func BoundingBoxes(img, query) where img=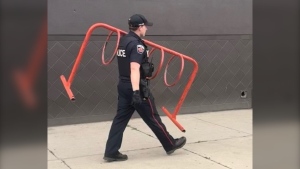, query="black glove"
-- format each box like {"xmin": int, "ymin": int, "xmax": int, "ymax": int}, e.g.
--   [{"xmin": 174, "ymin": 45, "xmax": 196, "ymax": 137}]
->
[{"xmin": 132, "ymin": 90, "xmax": 142, "ymax": 106}]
